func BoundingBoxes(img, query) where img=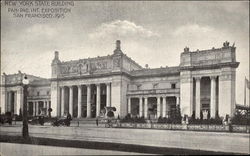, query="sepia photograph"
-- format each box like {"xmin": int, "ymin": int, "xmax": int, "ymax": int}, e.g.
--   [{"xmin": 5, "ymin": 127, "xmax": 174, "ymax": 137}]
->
[{"xmin": 0, "ymin": 0, "xmax": 249, "ymax": 155}]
